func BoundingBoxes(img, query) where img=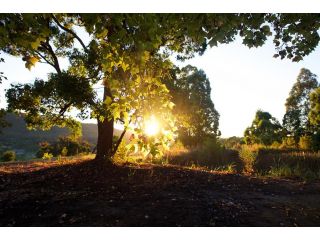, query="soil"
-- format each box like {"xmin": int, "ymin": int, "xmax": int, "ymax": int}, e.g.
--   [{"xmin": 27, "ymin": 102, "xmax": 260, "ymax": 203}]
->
[{"xmin": 0, "ymin": 158, "xmax": 320, "ymax": 226}]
